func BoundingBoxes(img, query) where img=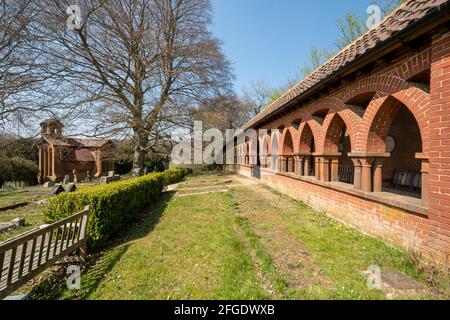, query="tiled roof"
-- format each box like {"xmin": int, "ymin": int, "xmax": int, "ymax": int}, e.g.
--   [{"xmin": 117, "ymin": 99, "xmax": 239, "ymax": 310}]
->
[
  {"xmin": 42, "ymin": 136, "xmax": 112, "ymax": 148},
  {"xmin": 242, "ymin": 0, "xmax": 448, "ymax": 130},
  {"xmin": 63, "ymin": 148, "xmax": 96, "ymax": 162}
]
